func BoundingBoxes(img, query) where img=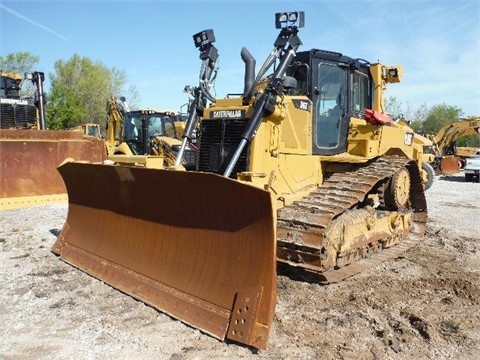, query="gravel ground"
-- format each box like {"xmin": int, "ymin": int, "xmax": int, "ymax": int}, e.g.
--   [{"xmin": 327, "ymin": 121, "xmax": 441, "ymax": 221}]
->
[{"xmin": 1, "ymin": 172, "xmax": 479, "ymax": 360}]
